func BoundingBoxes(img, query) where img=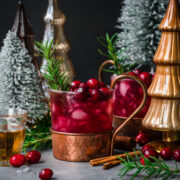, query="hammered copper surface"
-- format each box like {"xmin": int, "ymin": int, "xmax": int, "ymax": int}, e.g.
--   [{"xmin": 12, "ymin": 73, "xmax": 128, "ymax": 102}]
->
[
  {"xmin": 51, "ymin": 129, "xmax": 112, "ymax": 162},
  {"xmin": 113, "ymin": 115, "xmax": 142, "ymax": 137},
  {"xmin": 142, "ymin": 0, "xmax": 180, "ymax": 131},
  {"xmin": 41, "ymin": 0, "xmax": 75, "ymax": 80}
]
